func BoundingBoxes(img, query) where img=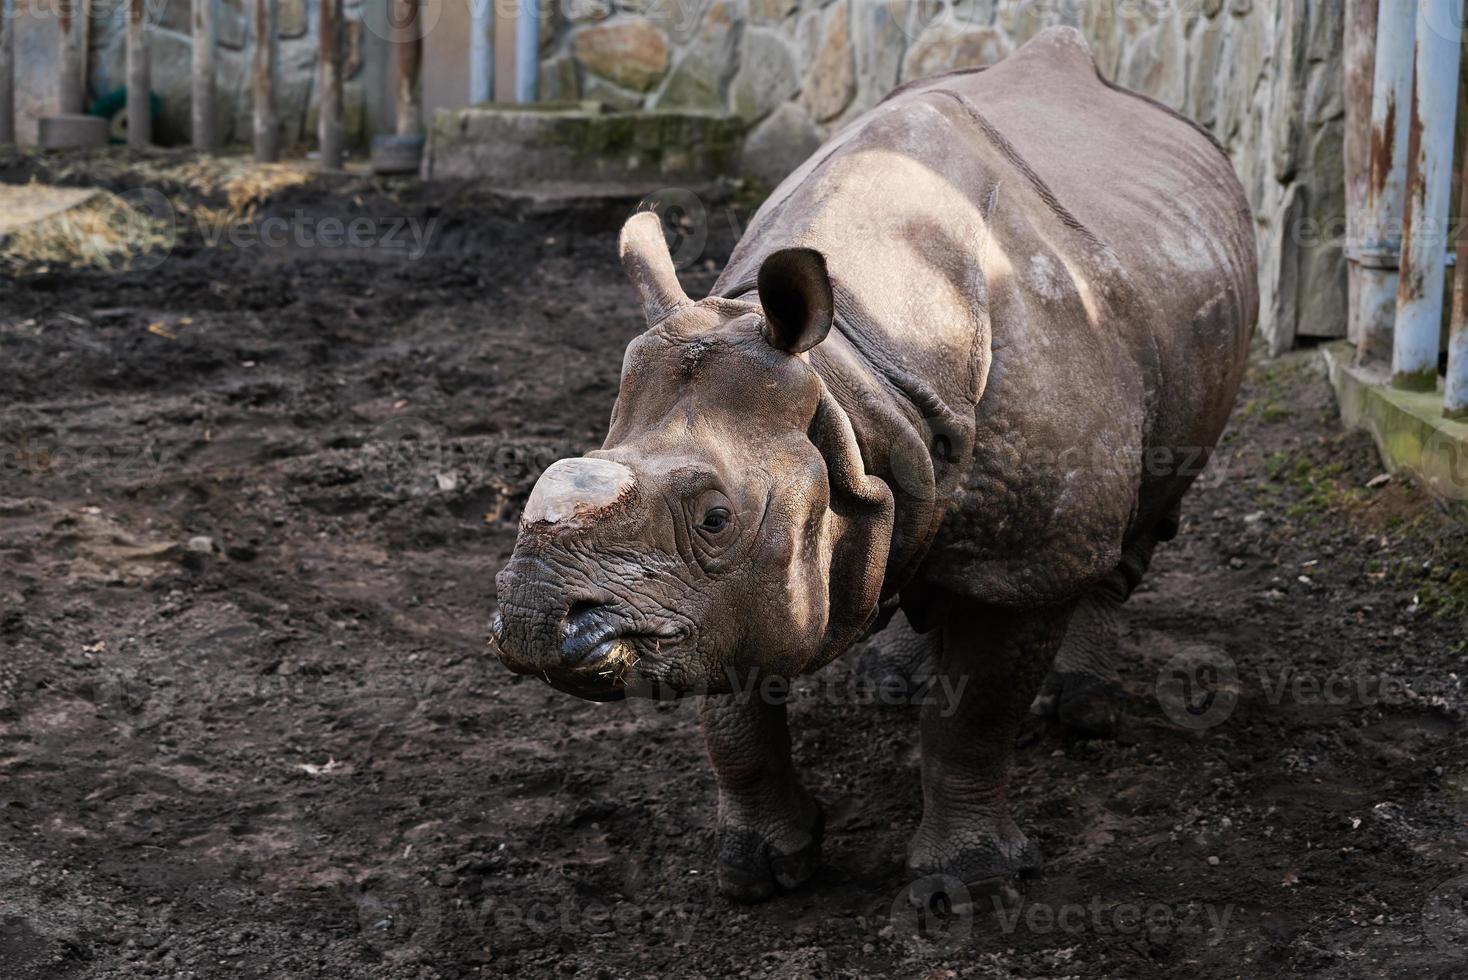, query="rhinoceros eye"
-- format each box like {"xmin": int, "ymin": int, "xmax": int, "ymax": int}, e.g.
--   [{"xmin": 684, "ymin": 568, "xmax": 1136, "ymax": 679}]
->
[{"xmin": 699, "ymin": 508, "xmax": 730, "ymax": 533}]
